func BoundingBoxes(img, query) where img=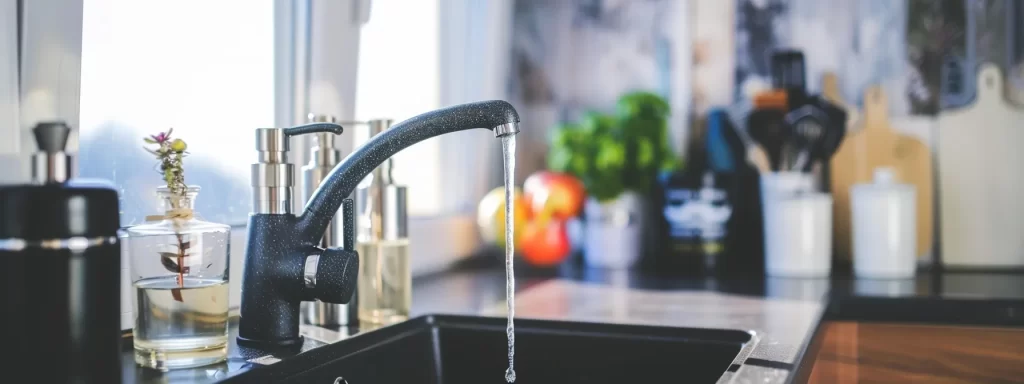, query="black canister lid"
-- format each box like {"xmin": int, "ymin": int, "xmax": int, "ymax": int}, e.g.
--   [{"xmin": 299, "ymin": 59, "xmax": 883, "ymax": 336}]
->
[{"xmin": 0, "ymin": 179, "xmax": 120, "ymax": 240}]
